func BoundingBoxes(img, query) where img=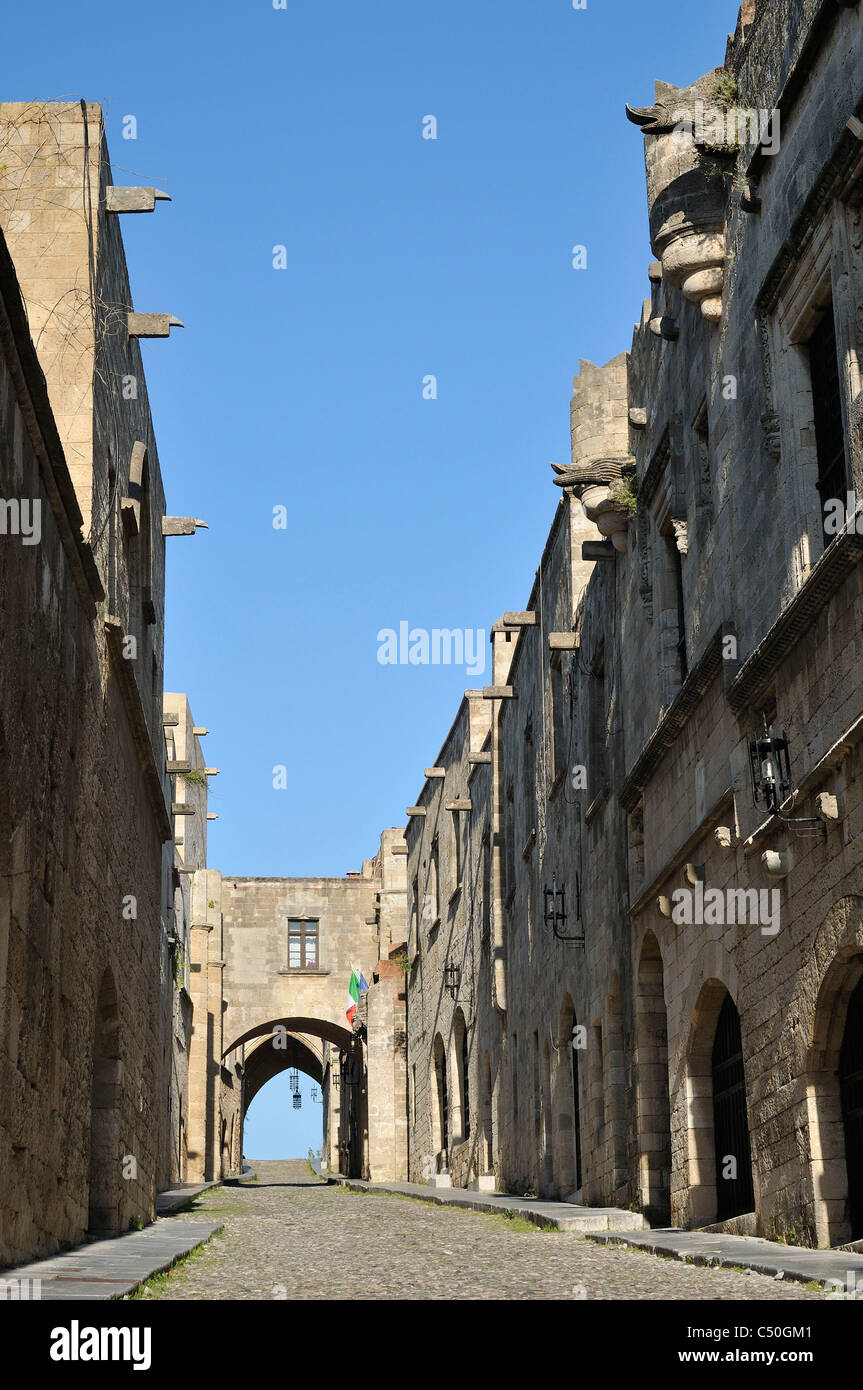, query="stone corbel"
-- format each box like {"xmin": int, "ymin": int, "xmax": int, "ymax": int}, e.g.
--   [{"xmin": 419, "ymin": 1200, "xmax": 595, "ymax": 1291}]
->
[
  {"xmin": 815, "ymin": 792, "xmax": 842, "ymax": 823},
  {"xmin": 127, "ymin": 313, "xmax": 184, "ymax": 338},
  {"xmin": 714, "ymin": 825, "xmax": 737, "ymax": 849},
  {"xmin": 661, "ymin": 233, "xmax": 726, "ymax": 323},
  {"xmin": 106, "ymin": 187, "xmax": 172, "ymax": 213},
  {"xmin": 761, "ymin": 848, "xmax": 792, "ymax": 878},
  {"xmin": 162, "ymin": 517, "xmax": 209, "ymax": 536}
]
